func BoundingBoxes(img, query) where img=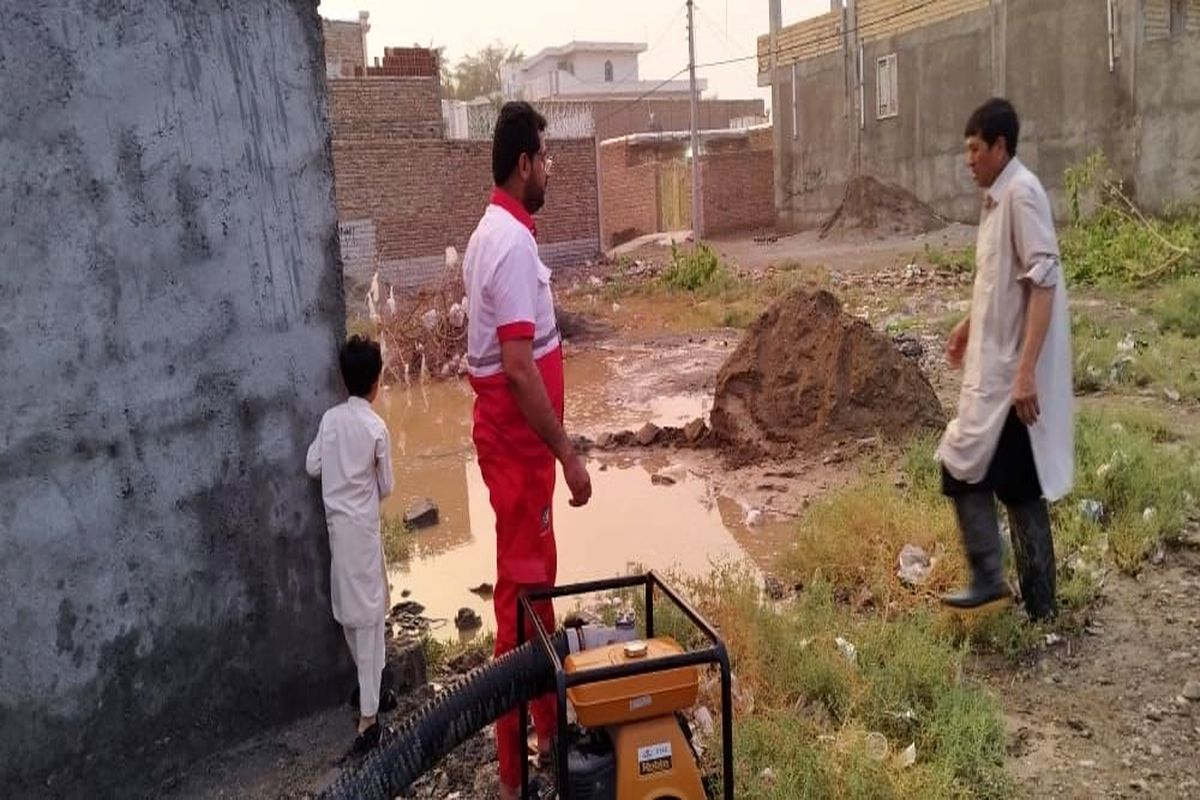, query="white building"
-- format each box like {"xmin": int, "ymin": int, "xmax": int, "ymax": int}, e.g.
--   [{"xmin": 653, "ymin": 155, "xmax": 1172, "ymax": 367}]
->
[{"xmin": 501, "ymin": 41, "xmax": 705, "ymax": 102}]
